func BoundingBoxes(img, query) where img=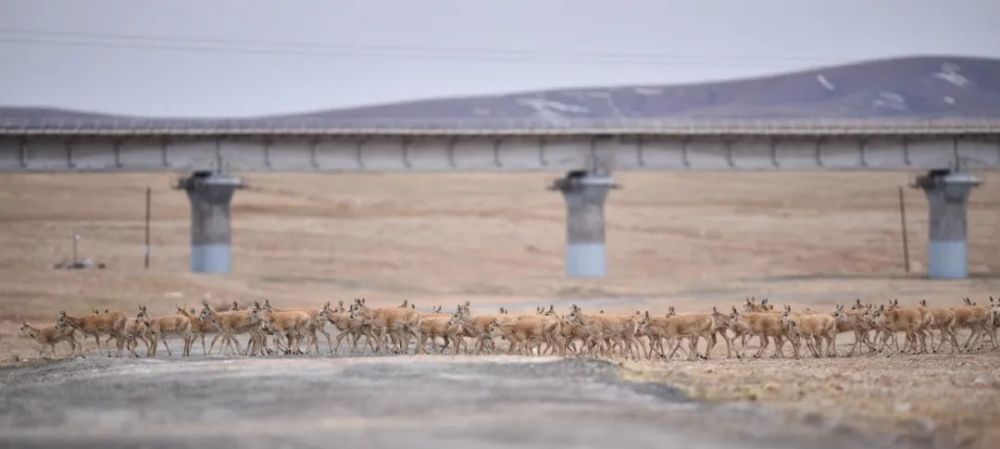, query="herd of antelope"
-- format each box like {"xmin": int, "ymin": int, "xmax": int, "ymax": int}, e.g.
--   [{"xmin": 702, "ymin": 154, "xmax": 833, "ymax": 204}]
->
[{"xmin": 16, "ymin": 296, "xmax": 1000, "ymax": 361}]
